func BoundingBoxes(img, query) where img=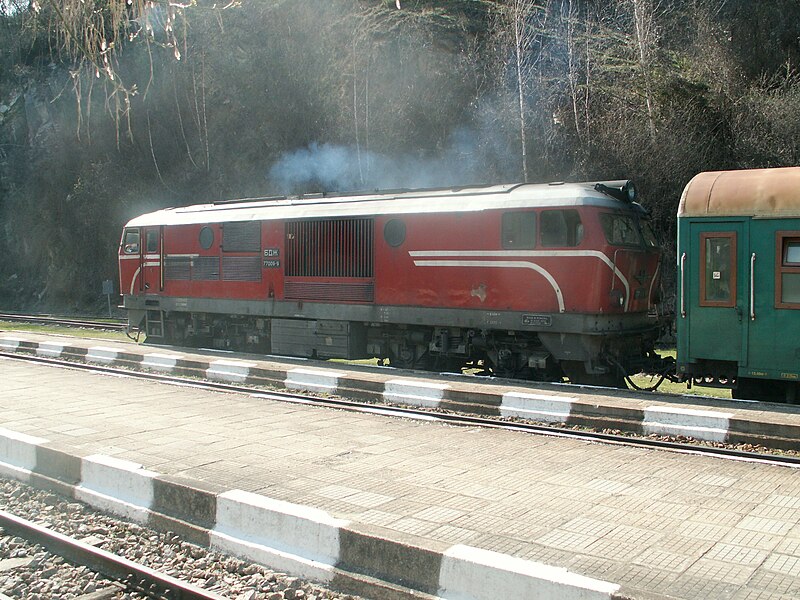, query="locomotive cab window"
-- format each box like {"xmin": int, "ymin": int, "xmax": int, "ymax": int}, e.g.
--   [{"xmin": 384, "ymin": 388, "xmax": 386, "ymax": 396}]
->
[
  {"xmin": 122, "ymin": 229, "xmax": 140, "ymax": 254},
  {"xmin": 502, "ymin": 211, "xmax": 536, "ymax": 249},
  {"xmin": 540, "ymin": 210, "xmax": 582, "ymax": 247},
  {"xmin": 700, "ymin": 232, "xmax": 736, "ymax": 307},
  {"xmin": 145, "ymin": 230, "xmax": 159, "ymax": 253},
  {"xmin": 776, "ymin": 233, "xmax": 800, "ymax": 308}
]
